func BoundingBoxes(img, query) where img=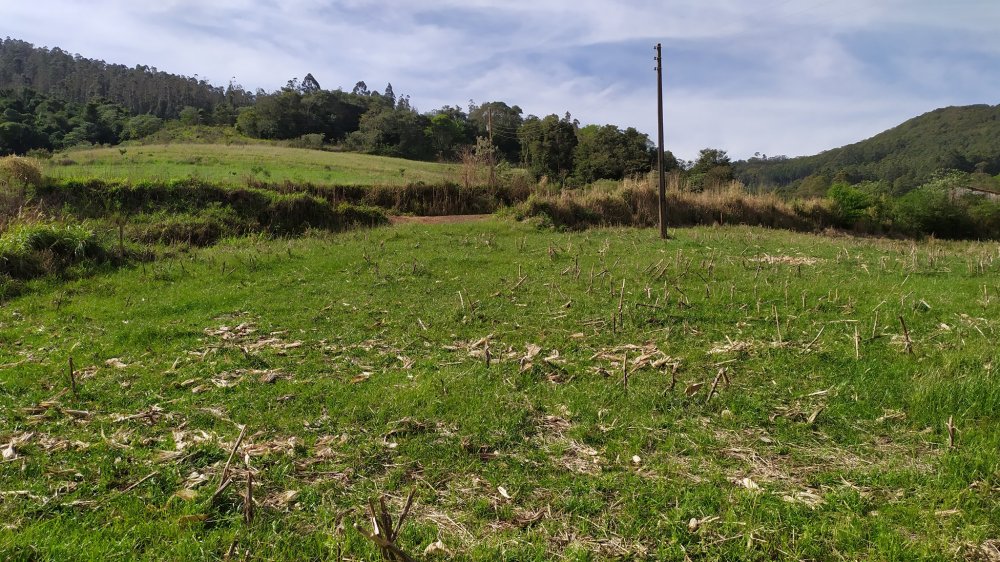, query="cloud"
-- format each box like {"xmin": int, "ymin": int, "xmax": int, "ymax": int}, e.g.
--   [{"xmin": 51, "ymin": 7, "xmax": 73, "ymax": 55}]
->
[{"xmin": 3, "ymin": 0, "xmax": 999, "ymax": 159}]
